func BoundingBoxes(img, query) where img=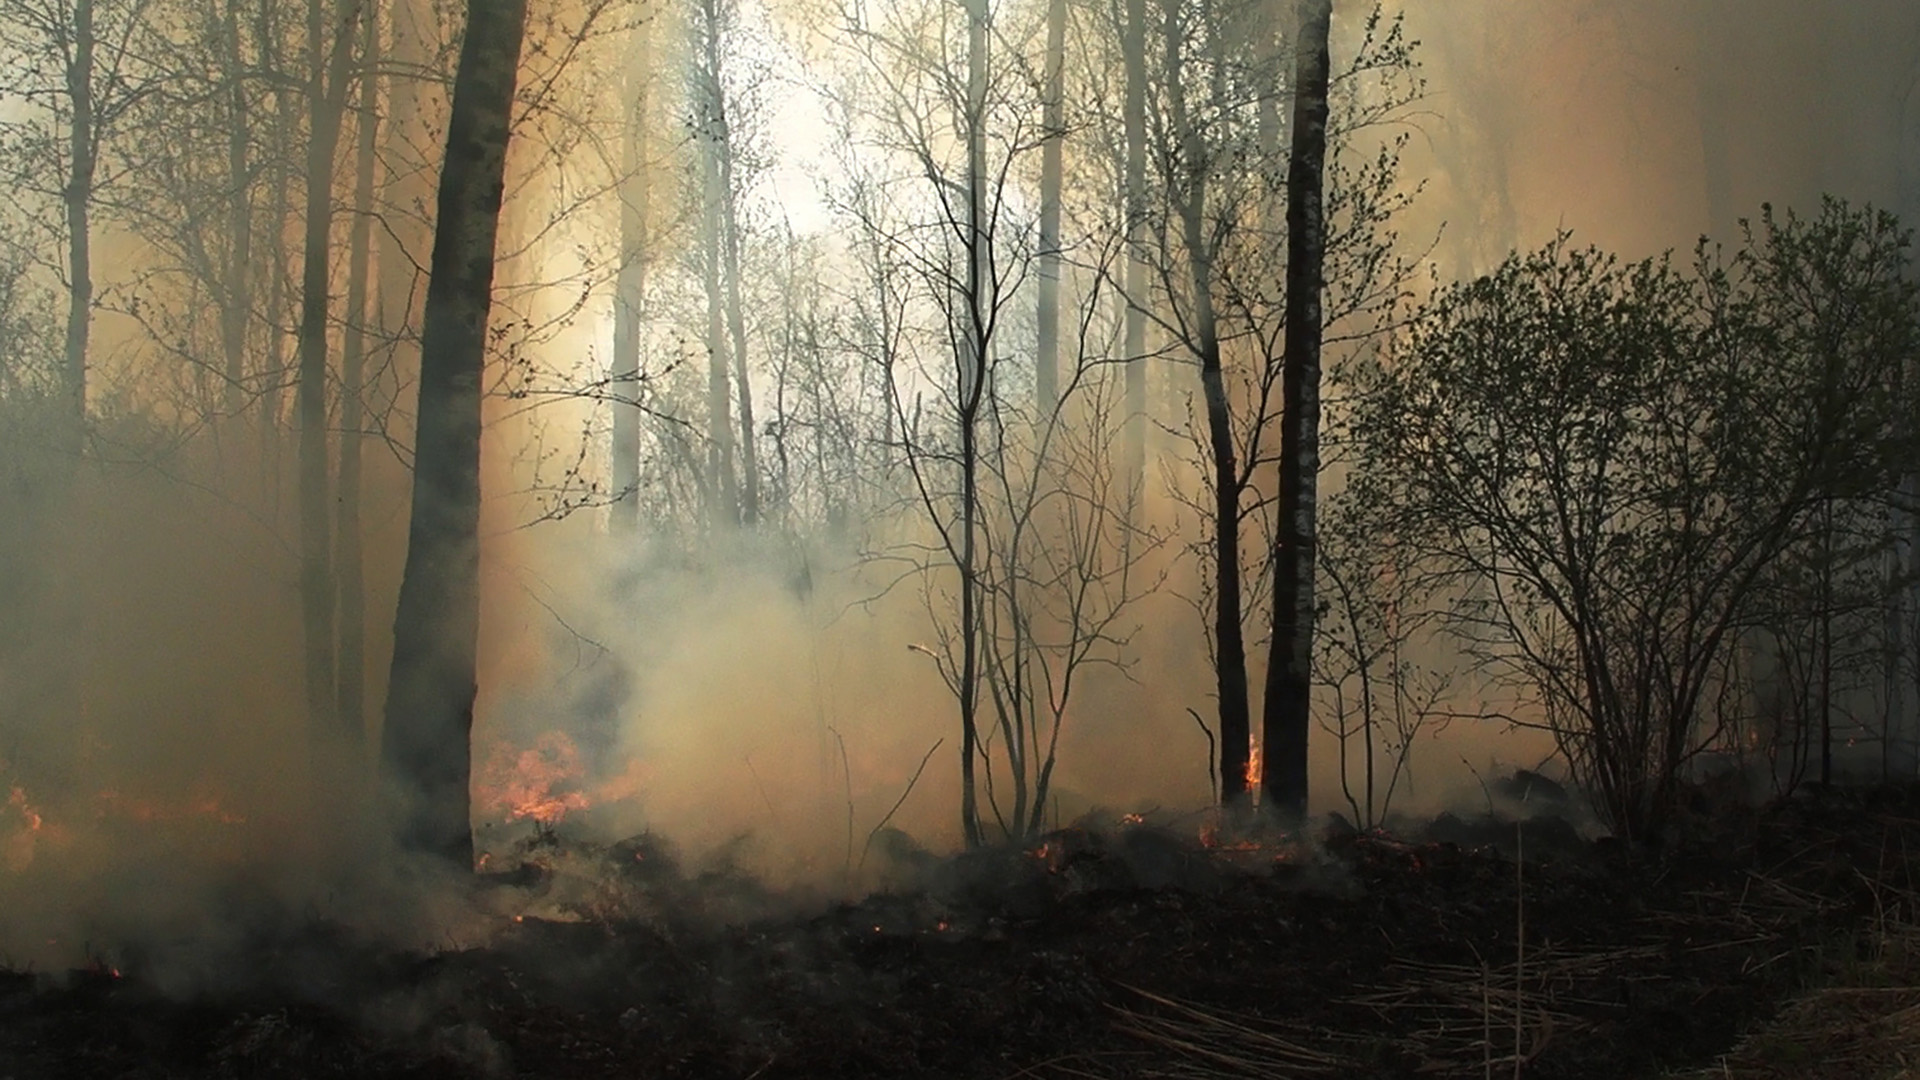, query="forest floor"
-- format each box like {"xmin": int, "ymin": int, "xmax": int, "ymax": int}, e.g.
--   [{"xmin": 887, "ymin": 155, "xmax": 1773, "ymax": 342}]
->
[{"xmin": 3, "ymin": 784, "xmax": 1918, "ymax": 1080}]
